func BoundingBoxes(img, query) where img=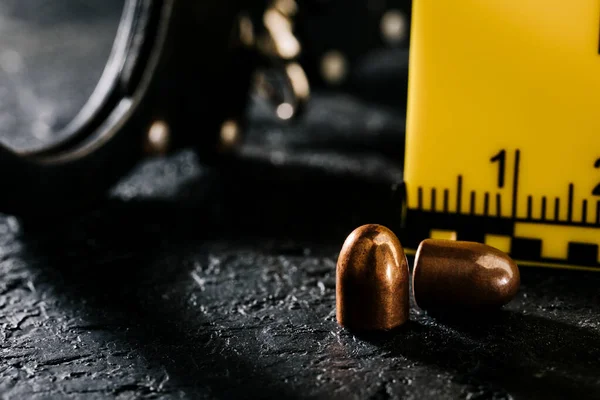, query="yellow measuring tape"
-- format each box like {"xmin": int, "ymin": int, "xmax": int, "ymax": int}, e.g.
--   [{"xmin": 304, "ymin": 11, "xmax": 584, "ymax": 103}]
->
[{"xmin": 403, "ymin": 0, "xmax": 600, "ymax": 270}]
